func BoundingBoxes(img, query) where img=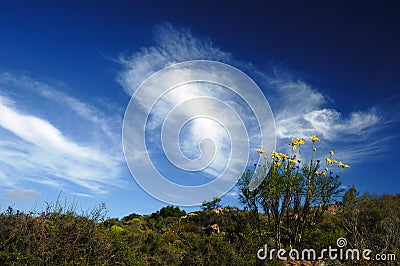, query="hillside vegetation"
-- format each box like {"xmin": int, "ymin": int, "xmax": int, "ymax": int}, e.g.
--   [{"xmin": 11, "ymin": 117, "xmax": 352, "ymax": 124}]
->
[
  {"xmin": 0, "ymin": 190, "xmax": 399, "ymax": 265},
  {"xmin": 1, "ymin": 136, "xmax": 398, "ymax": 265}
]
